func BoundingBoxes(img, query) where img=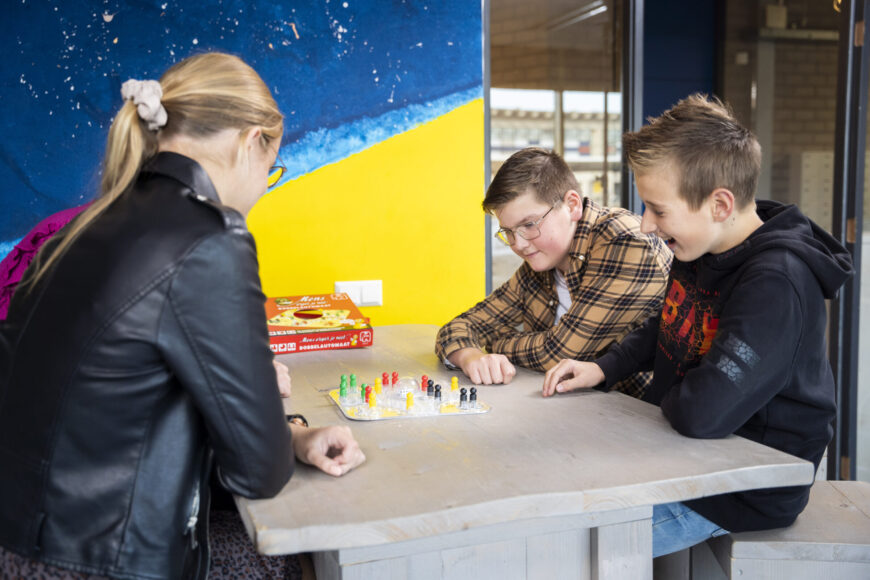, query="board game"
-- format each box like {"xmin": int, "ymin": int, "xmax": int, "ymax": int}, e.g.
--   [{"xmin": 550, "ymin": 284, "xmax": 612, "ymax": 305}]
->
[
  {"xmin": 265, "ymin": 293, "xmax": 373, "ymax": 354},
  {"xmin": 327, "ymin": 371, "xmax": 490, "ymax": 421}
]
